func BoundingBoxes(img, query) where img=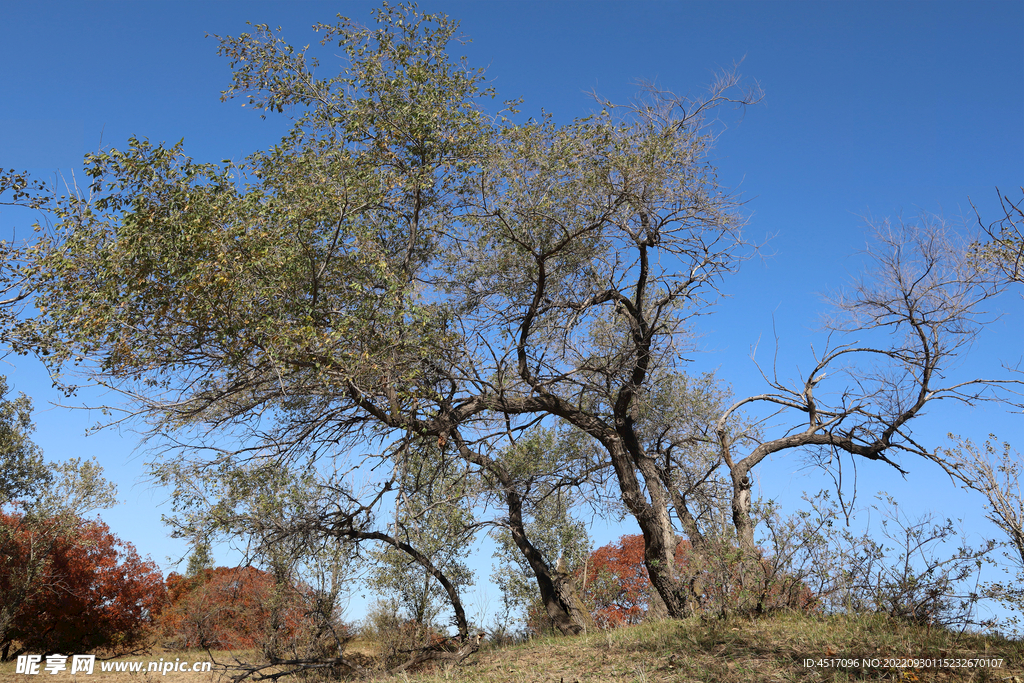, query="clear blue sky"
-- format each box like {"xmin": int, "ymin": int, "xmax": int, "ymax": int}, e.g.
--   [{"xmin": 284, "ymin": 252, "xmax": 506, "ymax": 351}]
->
[{"xmin": 1, "ymin": 0, "xmax": 1022, "ymax": 626}]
